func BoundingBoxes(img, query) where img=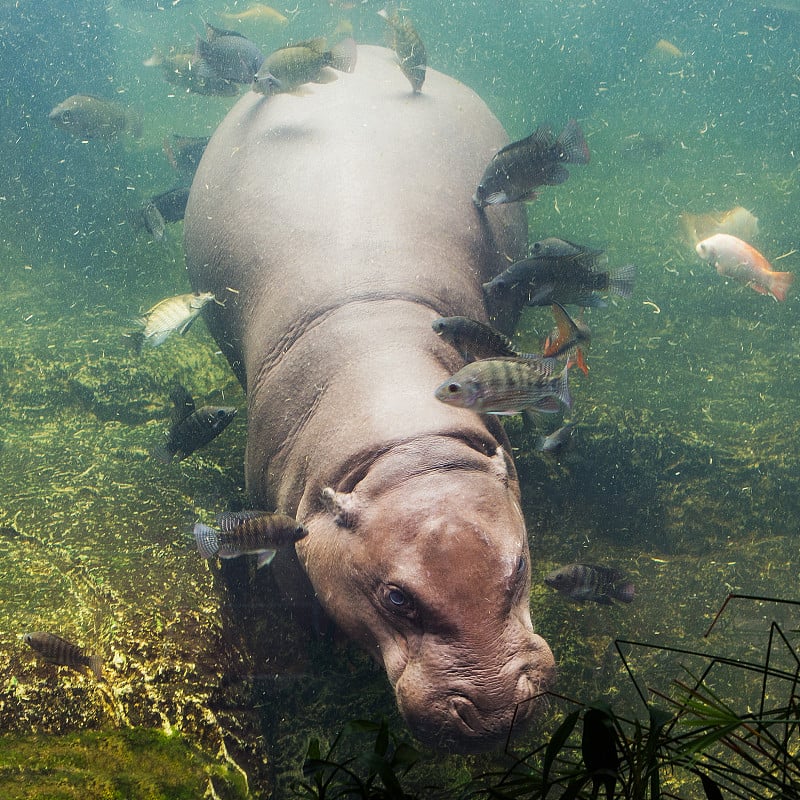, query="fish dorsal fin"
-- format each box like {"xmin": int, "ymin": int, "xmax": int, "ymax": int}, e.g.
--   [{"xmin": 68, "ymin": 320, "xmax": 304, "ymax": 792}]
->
[
  {"xmin": 215, "ymin": 510, "xmax": 269, "ymax": 531},
  {"xmin": 169, "ymin": 384, "xmax": 195, "ymax": 422}
]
